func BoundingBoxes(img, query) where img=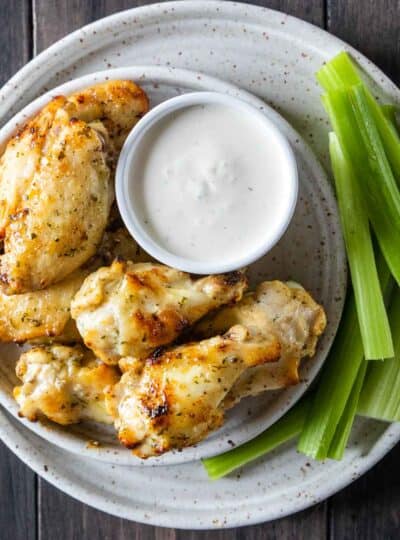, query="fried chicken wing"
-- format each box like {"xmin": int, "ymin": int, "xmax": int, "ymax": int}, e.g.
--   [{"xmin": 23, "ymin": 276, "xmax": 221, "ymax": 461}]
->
[
  {"xmin": 13, "ymin": 345, "xmax": 120, "ymax": 425},
  {"xmin": 0, "ymin": 269, "xmax": 86, "ymax": 343},
  {"xmin": 0, "ymin": 81, "xmax": 149, "ymax": 294},
  {"xmin": 0, "ymin": 107, "xmax": 111, "ymax": 294},
  {"xmin": 71, "ymin": 261, "xmax": 247, "ymax": 364},
  {"xmin": 0, "ymin": 228, "xmax": 151, "ymax": 344},
  {"xmin": 194, "ymin": 280, "xmax": 327, "ymax": 408},
  {"xmin": 63, "ymin": 80, "xmax": 149, "ymax": 164},
  {"xmin": 107, "ymin": 324, "xmax": 280, "ymax": 457}
]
